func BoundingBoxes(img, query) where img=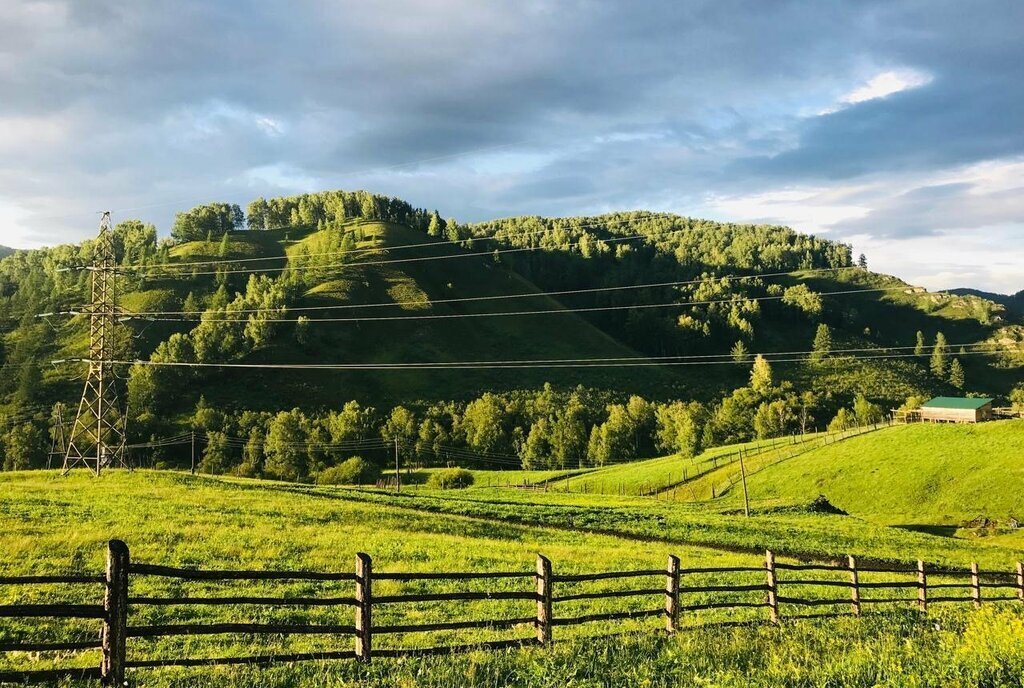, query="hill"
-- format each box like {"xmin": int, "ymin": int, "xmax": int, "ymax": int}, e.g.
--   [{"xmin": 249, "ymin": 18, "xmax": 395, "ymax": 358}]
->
[
  {"xmin": 1, "ymin": 190, "xmax": 1022, "ymax": 475},
  {"xmin": 0, "ymin": 246, "xmax": 12, "ymax": 259},
  {"xmin": 735, "ymin": 420, "xmax": 1024, "ymax": 535},
  {"xmin": 950, "ymin": 287, "xmax": 1024, "ymax": 319}
]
